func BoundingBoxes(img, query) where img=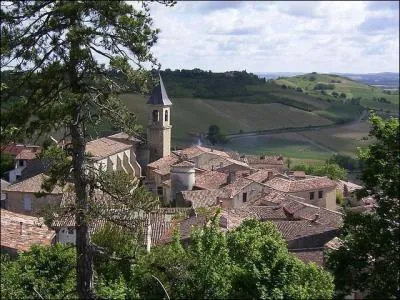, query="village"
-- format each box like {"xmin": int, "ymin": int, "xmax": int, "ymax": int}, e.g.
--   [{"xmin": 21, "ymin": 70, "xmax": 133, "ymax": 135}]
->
[{"xmin": 1, "ymin": 75, "xmax": 372, "ymax": 284}]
